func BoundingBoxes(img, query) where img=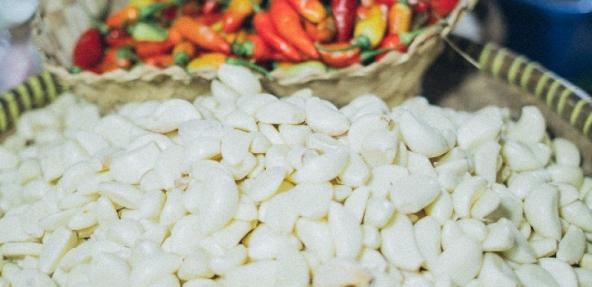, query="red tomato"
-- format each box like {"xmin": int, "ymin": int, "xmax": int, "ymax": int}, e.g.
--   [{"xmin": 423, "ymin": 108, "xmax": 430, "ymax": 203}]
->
[{"xmin": 73, "ymin": 28, "xmax": 104, "ymax": 70}]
